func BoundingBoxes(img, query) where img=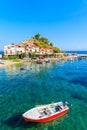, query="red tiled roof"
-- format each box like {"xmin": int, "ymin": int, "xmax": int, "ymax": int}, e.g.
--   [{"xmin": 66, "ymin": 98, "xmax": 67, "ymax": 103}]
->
[
  {"xmin": 15, "ymin": 44, "xmax": 25, "ymax": 47},
  {"xmin": 40, "ymin": 48, "xmax": 52, "ymax": 51},
  {"xmin": 29, "ymin": 44, "xmax": 37, "ymax": 47}
]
